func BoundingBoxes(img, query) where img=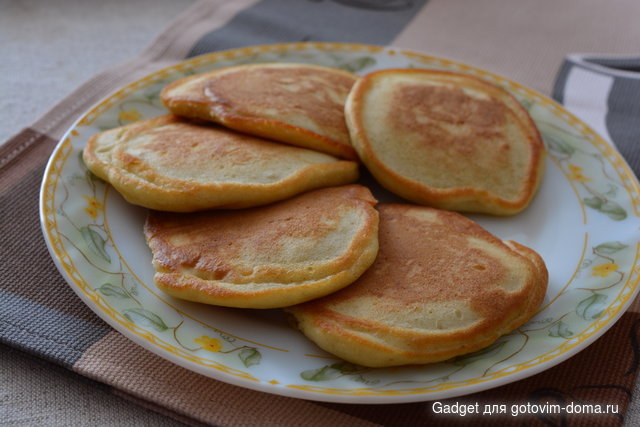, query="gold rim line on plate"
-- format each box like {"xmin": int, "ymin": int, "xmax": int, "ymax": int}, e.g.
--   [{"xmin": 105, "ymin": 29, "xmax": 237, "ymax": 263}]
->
[
  {"xmin": 403, "ymin": 46, "xmax": 640, "ymax": 216},
  {"xmin": 288, "ymin": 240, "xmax": 640, "ymax": 396},
  {"xmin": 534, "ymin": 231, "xmax": 588, "ymax": 315},
  {"xmin": 73, "ymin": 41, "xmax": 640, "ymax": 216},
  {"xmin": 547, "ymin": 153, "xmax": 588, "ymax": 225},
  {"xmin": 100, "ymin": 185, "xmax": 289, "ymax": 353},
  {"xmin": 41, "ymin": 139, "xmax": 261, "ymax": 383},
  {"xmin": 41, "ymin": 43, "xmax": 640, "ymax": 397}
]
